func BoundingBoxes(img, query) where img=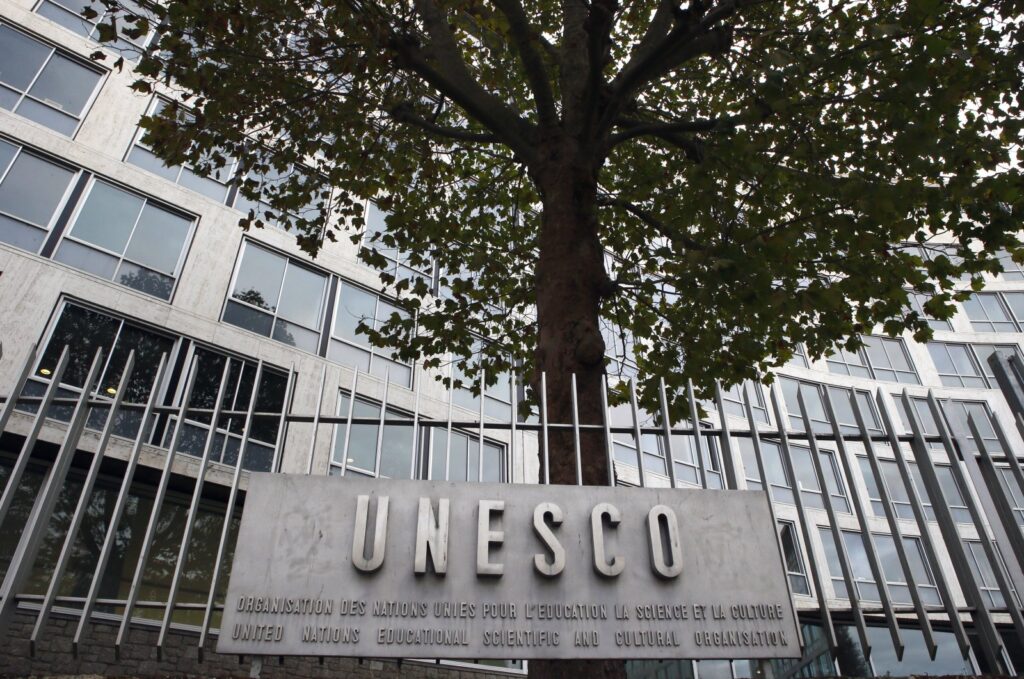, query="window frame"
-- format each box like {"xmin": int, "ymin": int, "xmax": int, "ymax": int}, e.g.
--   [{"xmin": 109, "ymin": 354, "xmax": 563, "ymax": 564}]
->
[
  {"xmin": 329, "ymin": 278, "xmax": 415, "ymax": 387},
  {"xmin": 0, "ymin": 21, "xmax": 107, "ymax": 136},
  {"xmin": 54, "ymin": 174, "xmax": 198, "ymax": 300},
  {"xmin": 33, "ymin": 0, "xmax": 157, "ymax": 59},
  {"xmin": 962, "ymin": 292, "xmax": 1017, "ymax": 333},
  {"xmin": 826, "ymin": 336, "xmax": 919, "ymax": 384},
  {"xmin": 0, "ymin": 136, "xmax": 80, "ymax": 251}
]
